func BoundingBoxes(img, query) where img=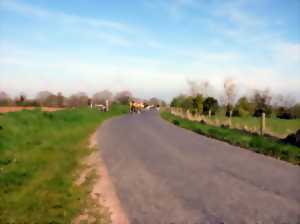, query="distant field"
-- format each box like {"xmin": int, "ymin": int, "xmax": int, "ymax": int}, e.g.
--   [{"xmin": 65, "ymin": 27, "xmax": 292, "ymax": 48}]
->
[
  {"xmin": 208, "ymin": 115, "xmax": 300, "ymax": 138},
  {"xmin": 0, "ymin": 105, "xmax": 127, "ymax": 223},
  {"xmin": 0, "ymin": 106, "xmax": 64, "ymax": 113}
]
